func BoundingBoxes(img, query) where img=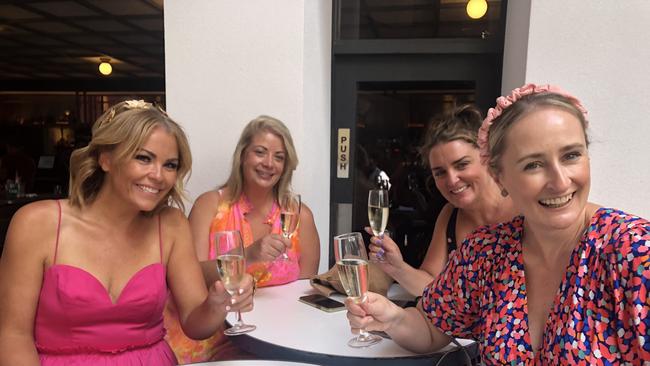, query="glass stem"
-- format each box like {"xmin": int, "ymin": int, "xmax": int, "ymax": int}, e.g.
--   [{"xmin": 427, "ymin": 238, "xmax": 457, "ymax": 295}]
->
[
  {"xmin": 234, "ymin": 311, "xmax": 244, "ymax": 327},
  {"xmin": 358, "ymin": 328, "xmax": 370, "ymax": 341}
]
